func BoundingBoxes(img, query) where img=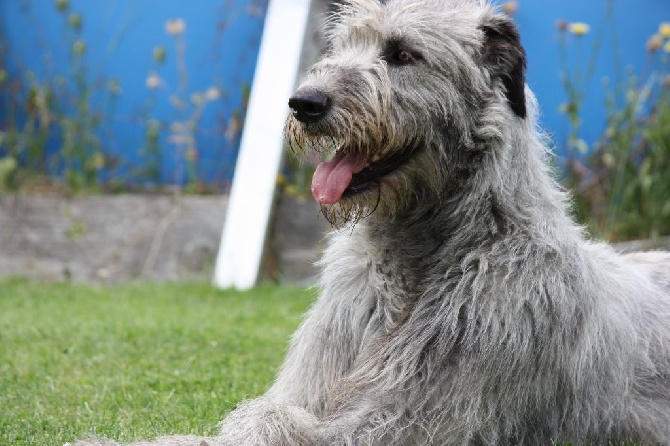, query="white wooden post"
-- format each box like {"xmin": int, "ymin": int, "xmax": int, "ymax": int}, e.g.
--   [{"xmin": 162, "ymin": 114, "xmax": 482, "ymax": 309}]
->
[{"xmin": 213, "ymin": 0, "xmax": 311, "ymax": 289}]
